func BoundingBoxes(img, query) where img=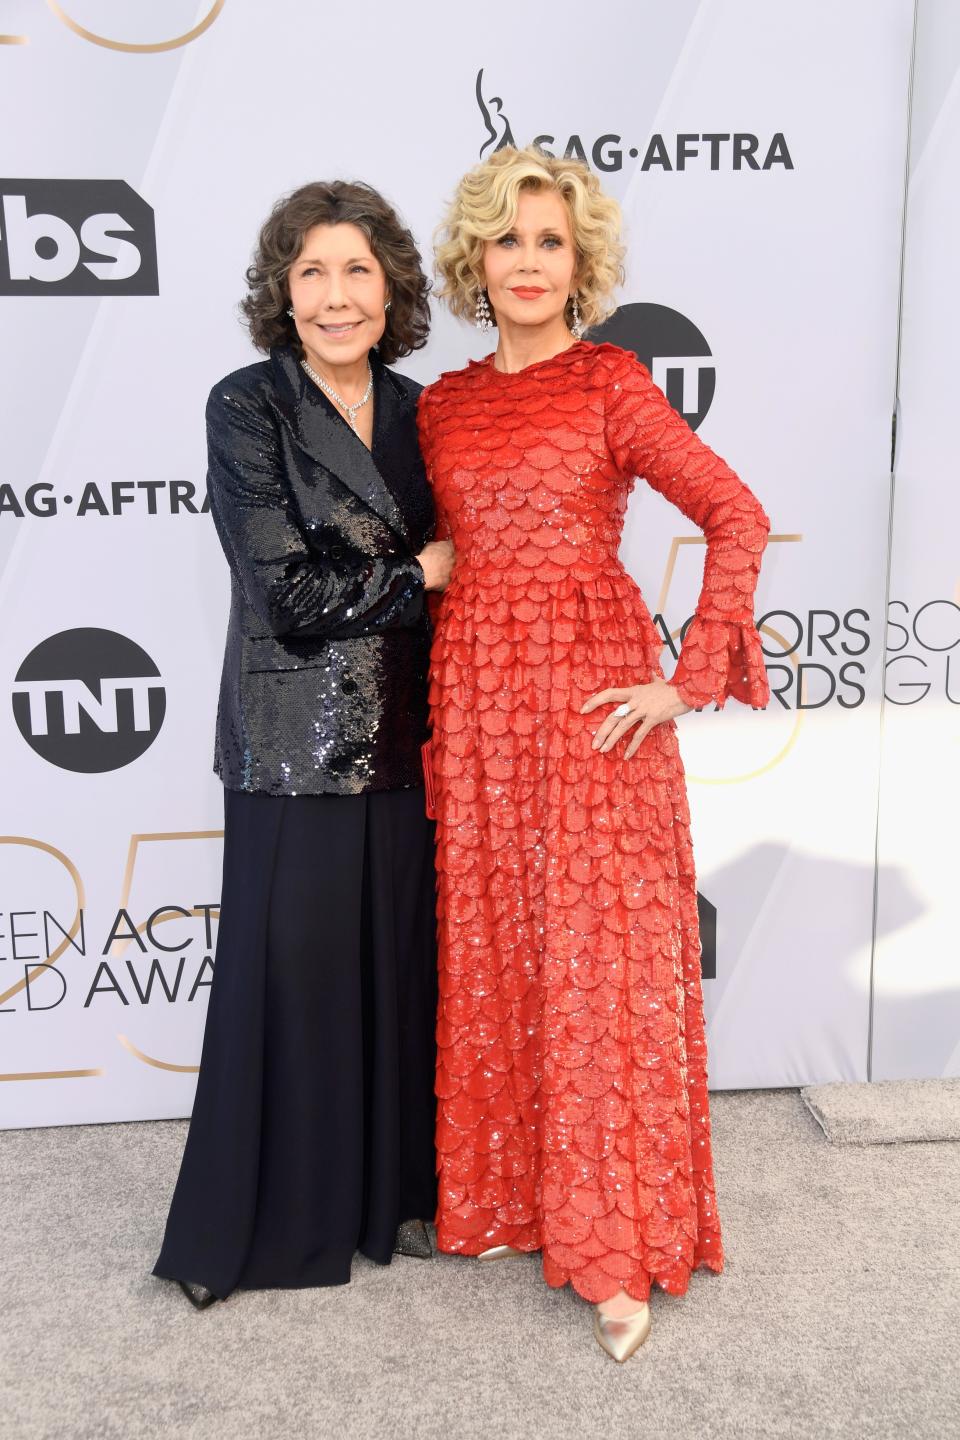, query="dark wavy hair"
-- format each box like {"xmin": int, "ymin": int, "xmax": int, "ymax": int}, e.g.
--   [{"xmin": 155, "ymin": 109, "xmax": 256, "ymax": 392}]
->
[{"xmin": 240, "ymin": 181, "xmax": 431, "ymax": 364}]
